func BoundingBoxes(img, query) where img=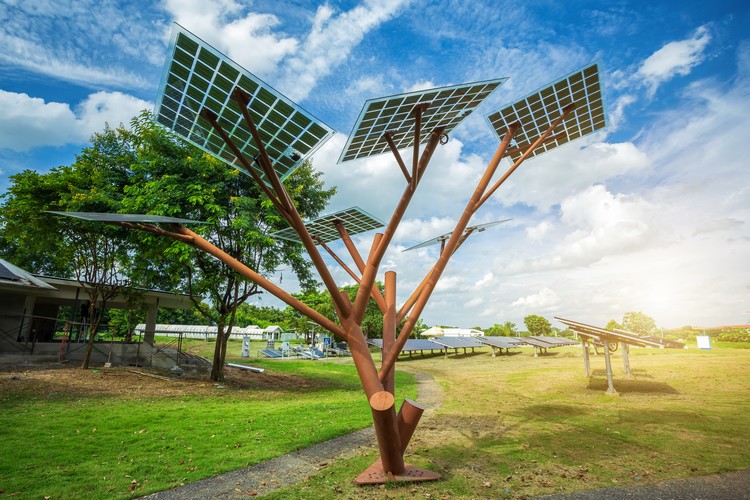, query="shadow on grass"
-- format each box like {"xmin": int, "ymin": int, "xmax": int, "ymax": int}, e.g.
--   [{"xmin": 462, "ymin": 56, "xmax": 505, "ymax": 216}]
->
[
  {"xmin": 519, "ymin": 403, "xmax": 593, "ymax": 420},
  {"xmin": 586, "ymin": 377, "xmax": 679, "ymax": 394}
]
